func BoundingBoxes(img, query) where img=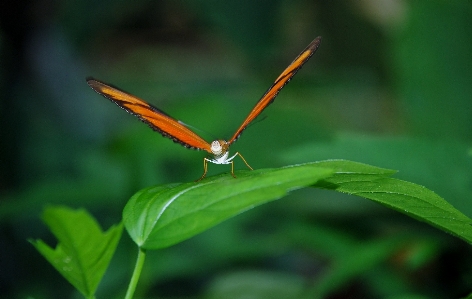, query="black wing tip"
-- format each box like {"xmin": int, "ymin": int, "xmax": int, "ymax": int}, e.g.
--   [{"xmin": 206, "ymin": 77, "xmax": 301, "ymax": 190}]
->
[
  {"xmin": 308, "ymin": 36, "xmax": 322, "ymax": 53},
  {"xmin": 86, "ymin": 77, "xmax": 103, "ymax": 89},
  {"xmin": 86, "ymin": 77, "xmax": 123, "ymax": 92},
  {"xmin": 85, "ymin": 76, "xmax": 96, "ymax": 83}
]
